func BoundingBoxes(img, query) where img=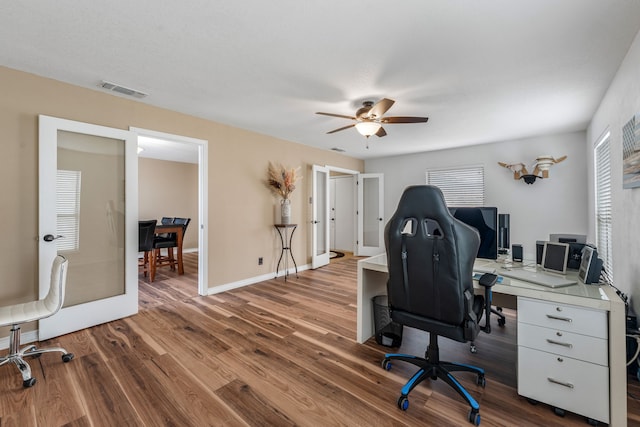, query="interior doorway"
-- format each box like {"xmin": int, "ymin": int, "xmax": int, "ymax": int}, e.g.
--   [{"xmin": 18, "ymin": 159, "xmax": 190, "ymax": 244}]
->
[
  {"xmin": 131, "ymin": 127, "xmax": 208, "ymax": 297},
  {"xmin": 330, "ymin": 173, "xmax": 356, "ymax": 256},
  {"xmin": 327, "ymin": 166, "xmax": 359, "ymax": 259},
  {"xmin": 311, "ymin": 165, "xmax": 384, "ymax": 268}
]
